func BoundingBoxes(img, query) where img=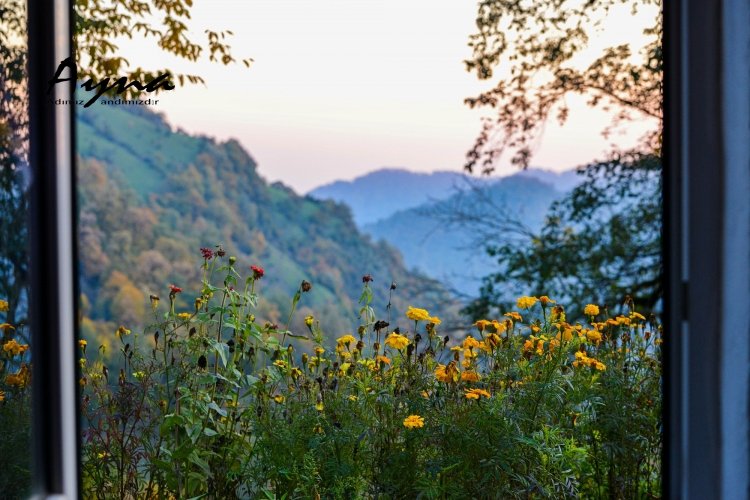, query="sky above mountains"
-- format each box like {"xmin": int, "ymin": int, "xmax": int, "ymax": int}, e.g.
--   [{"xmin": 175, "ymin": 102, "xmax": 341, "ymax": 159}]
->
[{"xmin": 110, "ymin": 0, "xmax": 659, "ymax": 193}]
